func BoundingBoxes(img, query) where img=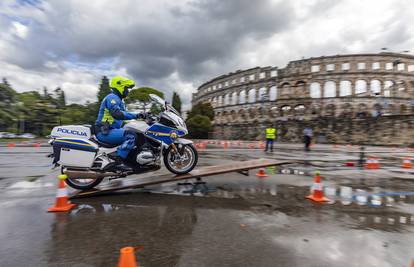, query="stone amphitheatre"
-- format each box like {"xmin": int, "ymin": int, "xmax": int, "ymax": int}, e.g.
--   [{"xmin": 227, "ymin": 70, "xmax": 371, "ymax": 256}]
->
[{"xmin": 191, "ymin": 52, "xmax": 414, "ymax": 145}]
